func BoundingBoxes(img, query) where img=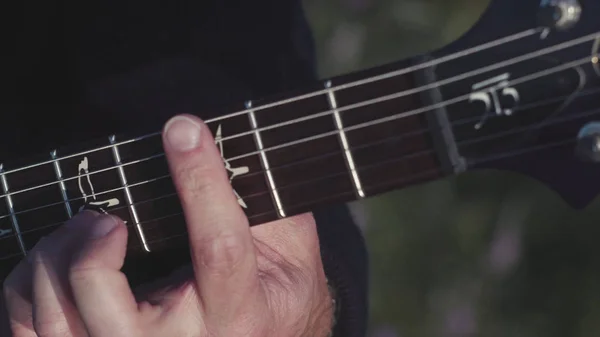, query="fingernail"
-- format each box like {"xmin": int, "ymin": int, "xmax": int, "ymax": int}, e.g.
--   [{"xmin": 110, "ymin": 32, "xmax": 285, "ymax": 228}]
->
[
  {"xmin": 91, "ymin": 216, "xmax": 119, "ymax": 238},
  {"xmin": 164, "ymin": 116, "xmax": 202, "ymax": 152}
]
